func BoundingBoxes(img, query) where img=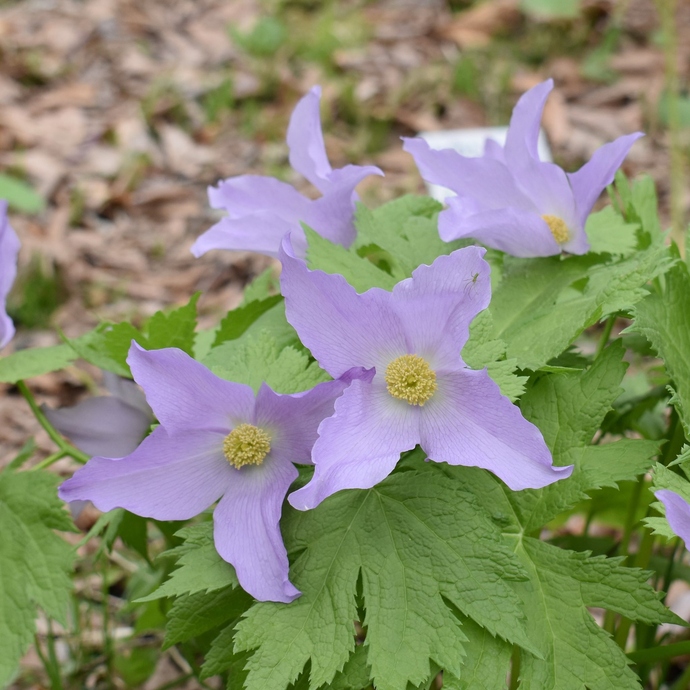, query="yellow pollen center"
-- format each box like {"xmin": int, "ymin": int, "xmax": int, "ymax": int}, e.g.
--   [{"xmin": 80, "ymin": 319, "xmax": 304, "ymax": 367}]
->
[
  {"xmin": 223, "ymin": 423, "xmax": 271, "ymax": 469},
  {"xmin": 542, "ymin": 214, "xmax": 570, "ymax": 244},
  {"xmin": 385, "ymin": 354, "xmax": 437, "ymax": 406}
]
